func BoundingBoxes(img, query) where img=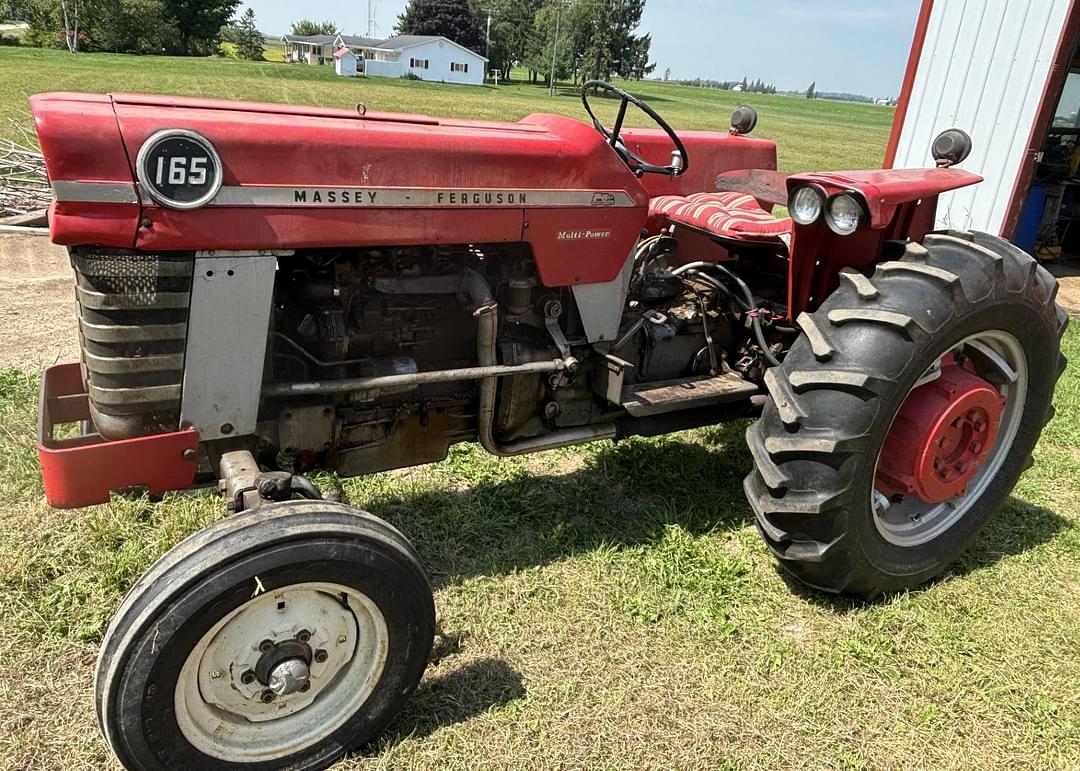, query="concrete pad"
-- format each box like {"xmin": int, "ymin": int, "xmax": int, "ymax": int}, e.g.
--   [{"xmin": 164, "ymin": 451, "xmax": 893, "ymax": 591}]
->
[
  {"xmin": 1049, "ymin": 263, "xmax": 1080, "ymax": 318},
  {"xmin": 0, "ymin": 232, "xmax": 79, "ymax": 369}
]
